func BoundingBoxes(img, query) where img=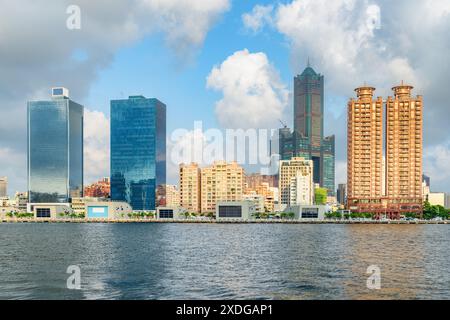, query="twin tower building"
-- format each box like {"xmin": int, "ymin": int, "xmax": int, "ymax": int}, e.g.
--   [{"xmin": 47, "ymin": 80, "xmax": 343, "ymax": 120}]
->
[
  {"xmin": 347, "ymin": 84, "xmax": 423, "ymax": 217},
  {"xmin": 27, "ymin": 88, "xmax": 166, "ymax": 210}
]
